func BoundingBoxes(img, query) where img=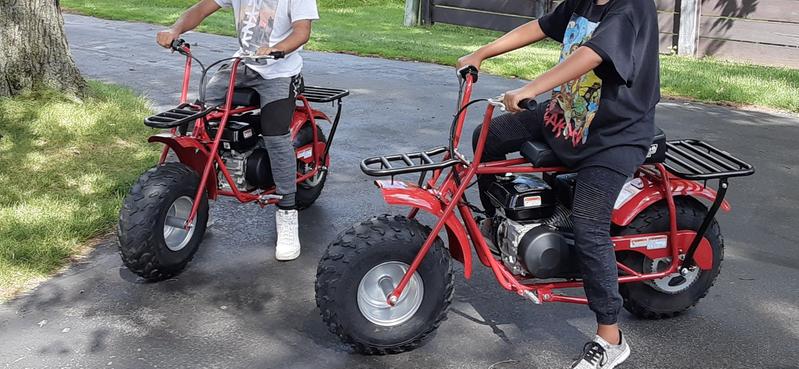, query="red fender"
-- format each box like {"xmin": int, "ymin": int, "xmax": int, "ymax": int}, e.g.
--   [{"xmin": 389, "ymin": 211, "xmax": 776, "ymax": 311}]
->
[
  {"xmin": 612, "ymin": 174, "xmax": 731, "ymax": 227},
  {"xmin": 375, "ymin": 180, "xmax": 474, "ymax": 279},
  {"xmin": 148, "ymin": 133, "xmax": 219, "ymax": 200},
  {"xmin": 291, "ymin": 107, "xmax": 330, "ymax": 139},
  {"xmin": 292, "ymin": 108, "xmax": 330, "ymax": 168},
  {"xmin": 612, "ymin": 173, "xmax": 726, "ymax": 271}
]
